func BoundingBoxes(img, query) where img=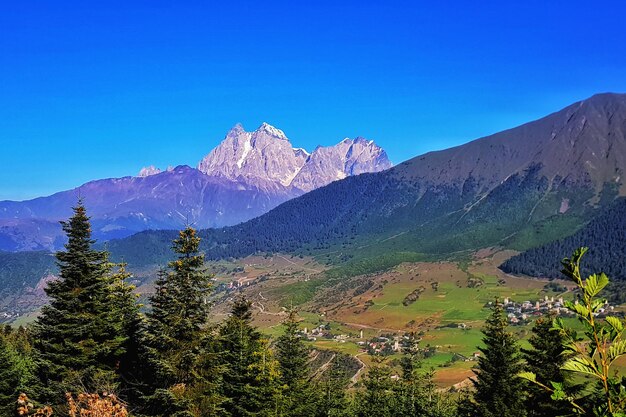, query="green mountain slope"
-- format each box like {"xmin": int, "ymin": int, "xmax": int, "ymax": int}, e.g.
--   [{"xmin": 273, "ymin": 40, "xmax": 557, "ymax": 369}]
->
[{"xmin": 106, "ymin": 93, "xmax": 626, "ymax": 268}]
